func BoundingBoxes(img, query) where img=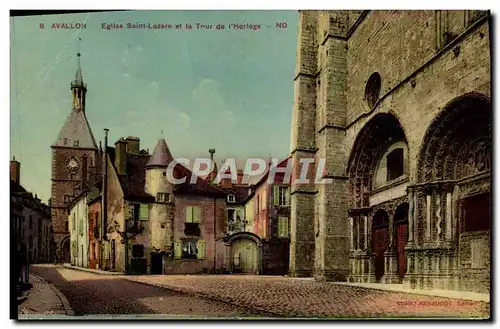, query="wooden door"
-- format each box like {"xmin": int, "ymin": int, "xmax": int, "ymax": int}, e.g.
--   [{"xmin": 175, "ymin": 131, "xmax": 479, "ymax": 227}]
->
[
  {"xmin": 372, "ymin": 228, "xmax": 389, "ymax": 281},
  {"xmin": 232, "ymin": 239, "xmax": 258, "ymax": 274},
  {"xmin": 111, "ymin": 240, "xmax": 116, "ymax": 270},
  {"xmin": 395, "ymin": 223, "xmax": 408, "ymax": 279},
  {"xmin": 150, "ymin": 253, "xmax": 163, "ymax": 274}
]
